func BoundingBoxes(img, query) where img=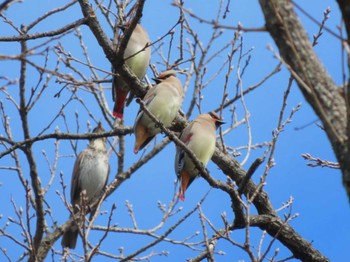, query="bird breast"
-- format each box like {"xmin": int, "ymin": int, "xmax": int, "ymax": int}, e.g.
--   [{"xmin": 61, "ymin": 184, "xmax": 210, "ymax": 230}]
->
[
  {"xmin": 78, "ymin": 149, "xmax": 109, "ymax": 202},
  {"xmin": 188, "ymin": 127, "xmax": 216, "ymax": 166},
  {"xmin": 139, "ymin": 85, "xmax": 182, "ymax": 134},
  {"xmin": 124, "ymin": 41, "xmax": 151, "ymax": 79}
]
